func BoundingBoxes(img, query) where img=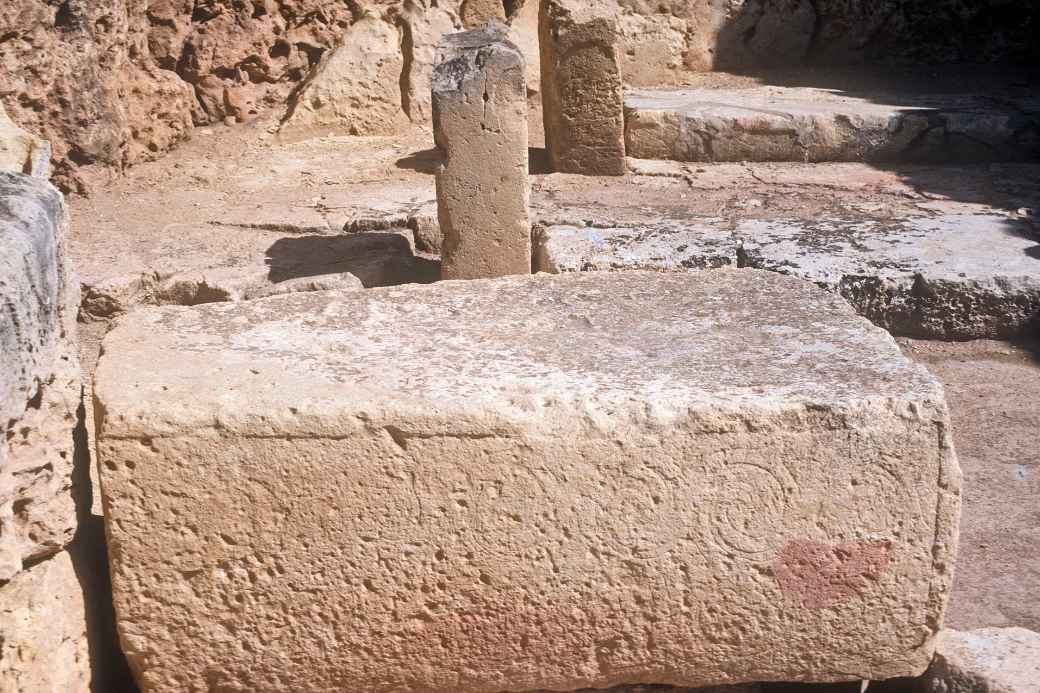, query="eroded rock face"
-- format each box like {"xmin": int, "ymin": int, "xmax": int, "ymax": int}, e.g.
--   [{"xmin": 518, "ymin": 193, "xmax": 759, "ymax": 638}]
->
[
  {"xmin": 0, "ymin": 550, "xmax": 91, "ymax": 691},
  {"xmin": 96, "ymin": 270, "xmax": 959, "ymax": 693},
  {"xmin": 0, "ymin": 172, "xmax": 81, "ymax": 581}
]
